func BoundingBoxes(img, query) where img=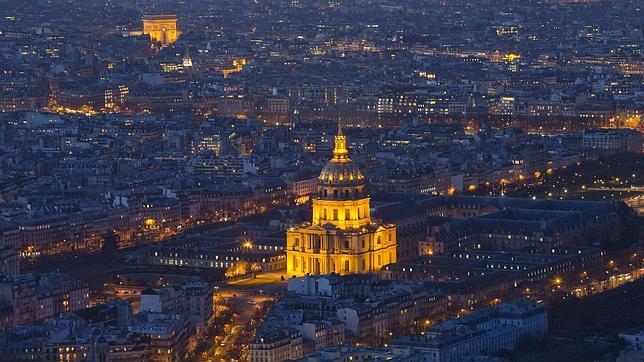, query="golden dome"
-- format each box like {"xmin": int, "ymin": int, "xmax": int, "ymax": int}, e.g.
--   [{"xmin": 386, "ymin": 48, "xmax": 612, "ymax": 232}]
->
[
  {"xmin": 319, "ymin": 160, "xmax": 364, "ymax": 187},
  {"xmin": 318, "ymin": 127, "xmax": 364, "ymax": 188}
]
